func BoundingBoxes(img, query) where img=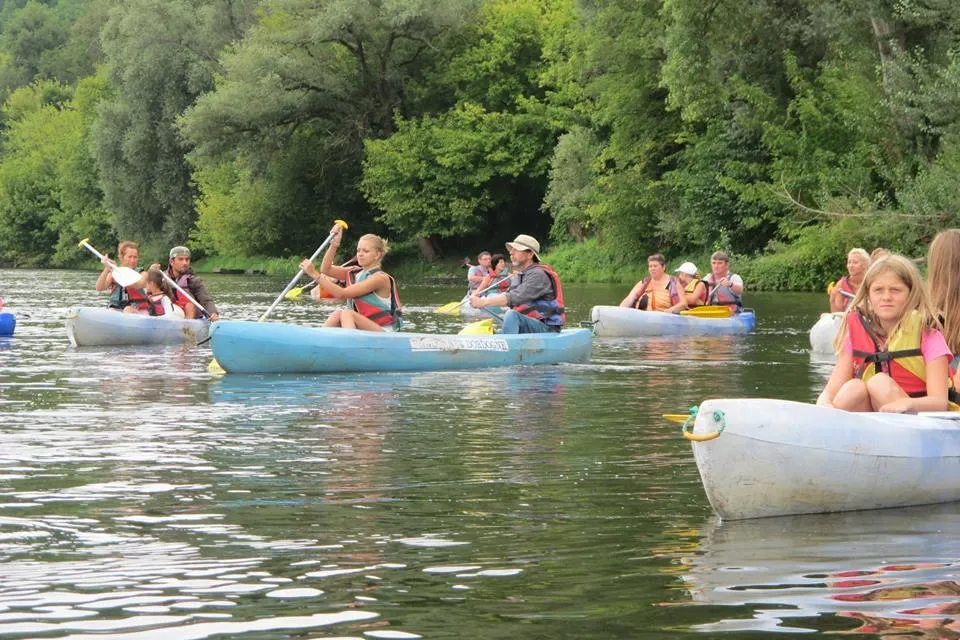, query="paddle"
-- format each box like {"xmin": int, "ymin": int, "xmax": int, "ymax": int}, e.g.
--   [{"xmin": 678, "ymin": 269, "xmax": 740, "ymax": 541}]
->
[
  {"xmin": 284, "ymin": 258, "xmax": 357, "ymax": 301},
  {"xmin": 158, "ymin": 270, "xmax": 209, "ymax": 319},
  {"xmin": 434, "ymin": 277, "xmax": 508, "ymax": 315},
  {"xmin": 259, "ymin": 220, "xmax": 348, "ymax": 322},
  {"xmin": 680, "ymin": 305, "xmax": 733, "ymax": 318},
  {"xmin": 458, "ymin": 307, "xmax": 505, "ymax": 335},
  {"xmin": 208, "ymin": 220, "xmax": 349, "ymax": 374},
  {"xmin": 79, "ymin": 238, "xmax": 143, "ymax": 288}
]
